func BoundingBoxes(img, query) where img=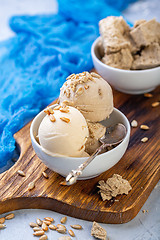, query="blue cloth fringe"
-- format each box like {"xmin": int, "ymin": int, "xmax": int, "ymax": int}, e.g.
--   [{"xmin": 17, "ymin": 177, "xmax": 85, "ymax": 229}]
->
[{"xmin": 0, "ymin": 0, "xmax": 135, "ymax": 167}]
